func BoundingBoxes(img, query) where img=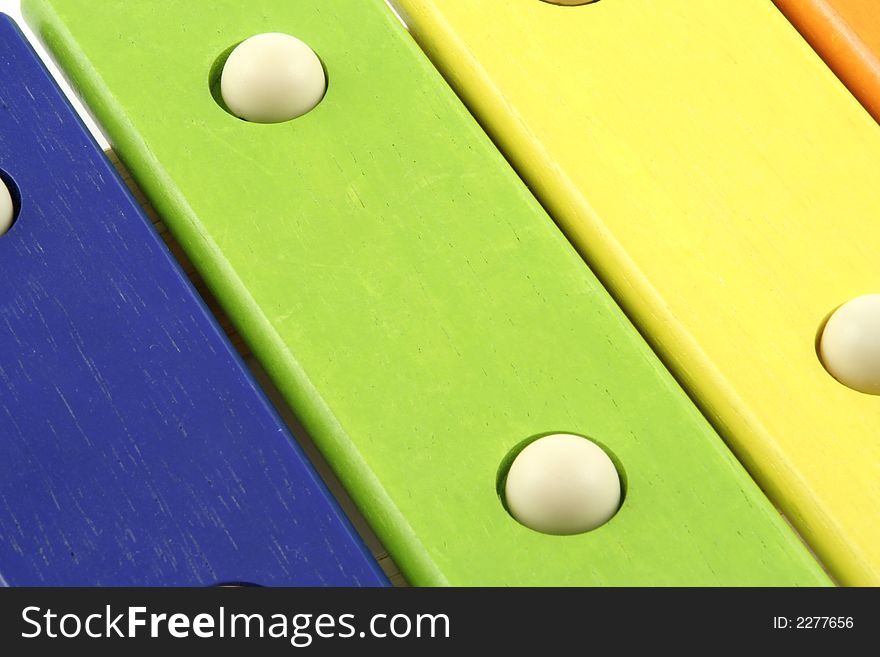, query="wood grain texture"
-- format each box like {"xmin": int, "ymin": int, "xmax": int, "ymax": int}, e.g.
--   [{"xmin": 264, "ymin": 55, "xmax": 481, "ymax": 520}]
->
[
  {"xmin": 0, "ymin": 14, "xmax": 386, "ymax": 587},
  {"xmin": 393, "ymin": 0, "xmax": 880, "ymax": 585},
  {"xmin": 23, "ymin": 0, "xmax": 830, "ymax": 585},
  {"xmin": 774, "ymin": 0, "xmax": 880, "ymax": 123},
  {"xmin": 108, "ymin": 148, "xmax": 407, "ymax": 587}
]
